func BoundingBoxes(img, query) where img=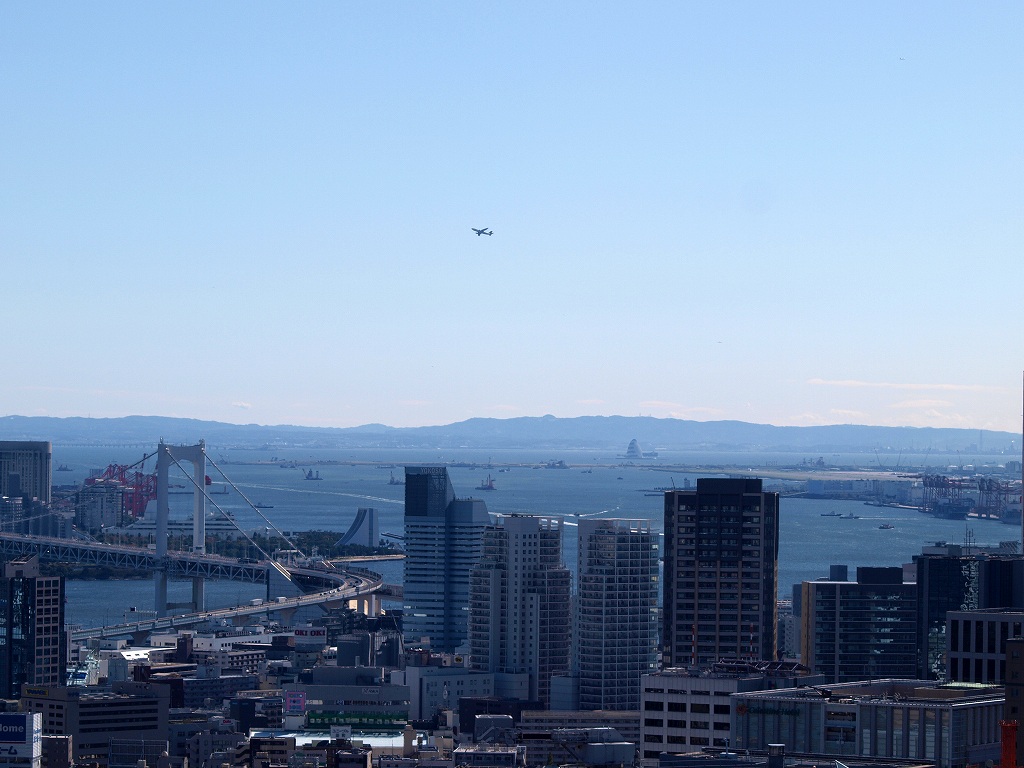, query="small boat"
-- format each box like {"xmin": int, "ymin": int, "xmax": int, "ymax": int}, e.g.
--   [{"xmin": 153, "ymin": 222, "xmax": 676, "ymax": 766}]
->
[
  {"xmin": 879, "ymin": 523, "xmax": 895, "ymax": 530},
  {"xmin": 820, "ymin": 511, "xmax": 842, "ymax": 517},
  {"xmin": 254, "ymin": 502, "xmax": 274, "ymax": 509},
  {"xmin": 476, "ymin": 474, "xmax": 496, "ymax": 491}
]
